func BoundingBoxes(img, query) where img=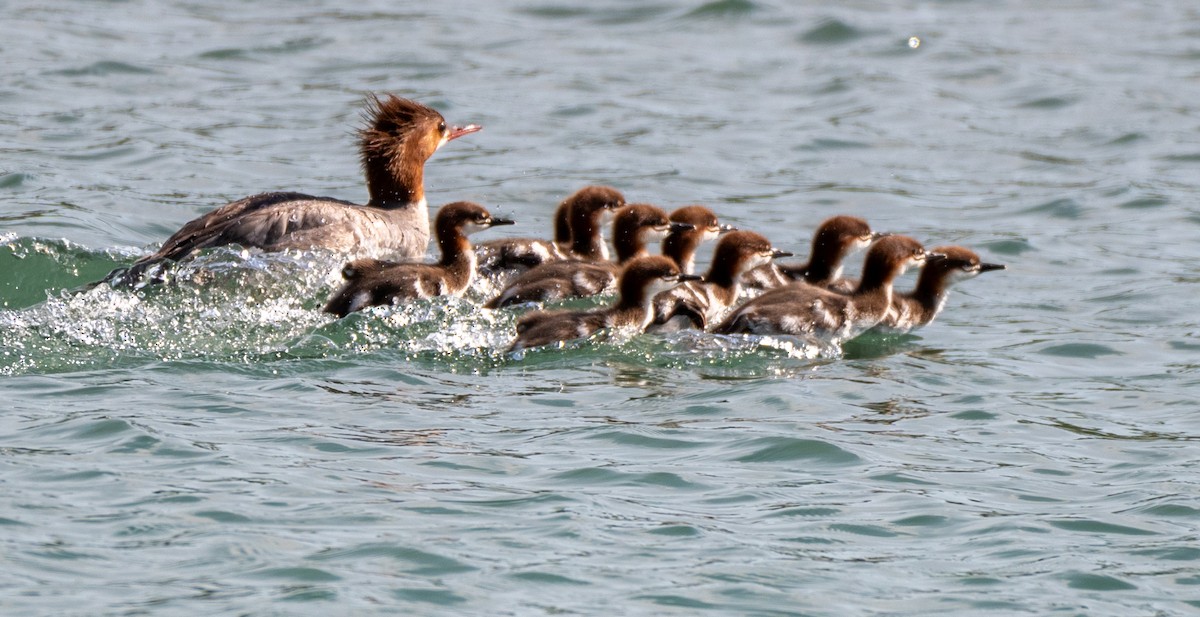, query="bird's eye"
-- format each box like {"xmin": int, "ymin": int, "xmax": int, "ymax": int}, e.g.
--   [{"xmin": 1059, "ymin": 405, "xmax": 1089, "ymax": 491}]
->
[{"xmin": 438, "ymin": 121, "xmax": 447, "ymax": 133}]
